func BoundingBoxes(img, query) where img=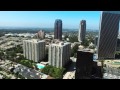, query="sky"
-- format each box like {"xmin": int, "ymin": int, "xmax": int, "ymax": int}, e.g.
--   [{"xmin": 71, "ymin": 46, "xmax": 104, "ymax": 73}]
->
[{"xmin": 0, "ymin": 11, "xmax": 101, "ymax": 30}]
